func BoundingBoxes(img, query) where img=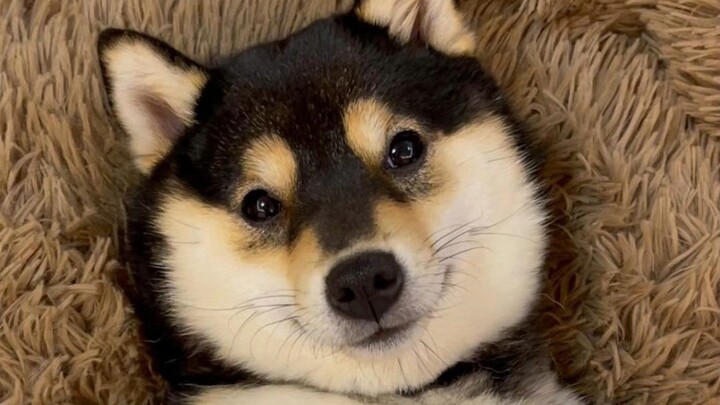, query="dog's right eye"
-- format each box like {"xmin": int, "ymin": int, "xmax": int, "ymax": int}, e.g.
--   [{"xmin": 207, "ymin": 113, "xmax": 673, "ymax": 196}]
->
[
  {"xmin": 241, "ymin": 190, "xmax": 281, "ymax": 223},
  {"xmin": 386, "ymin": 130, "xmax": 425, "ymax": 170}
]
